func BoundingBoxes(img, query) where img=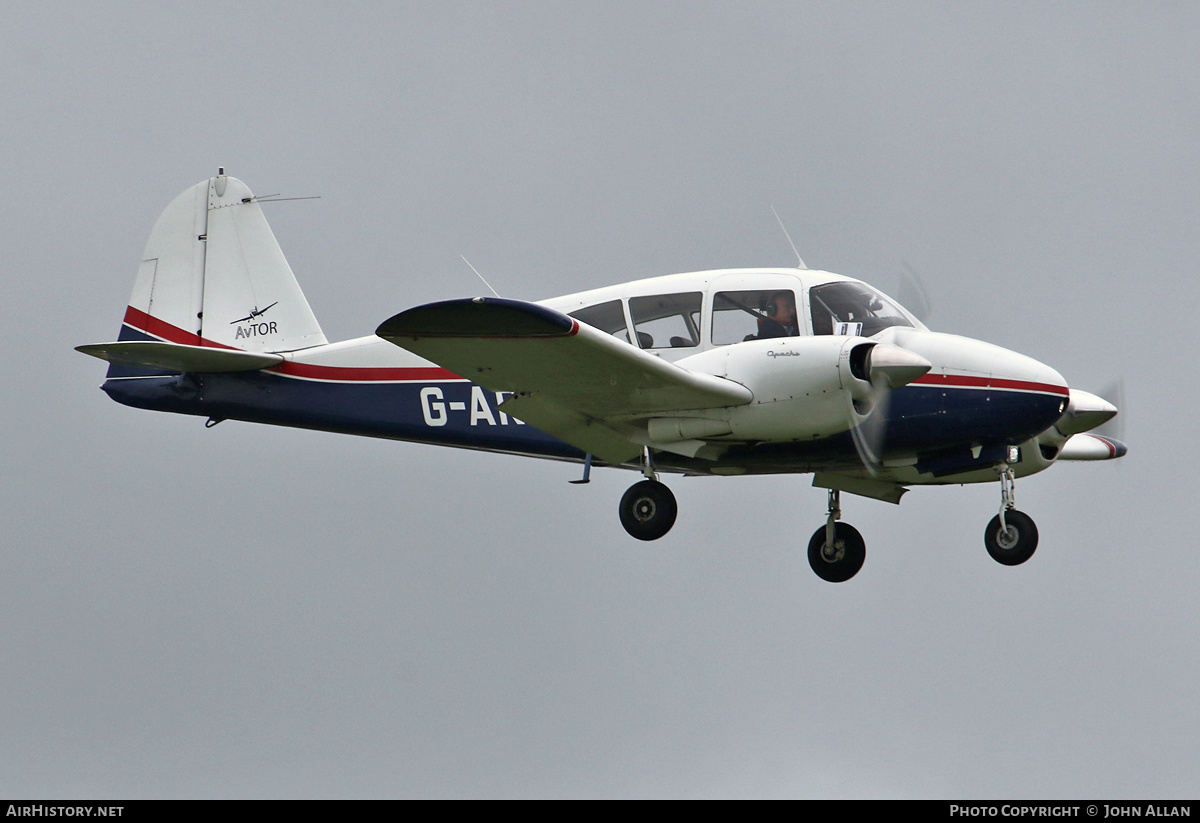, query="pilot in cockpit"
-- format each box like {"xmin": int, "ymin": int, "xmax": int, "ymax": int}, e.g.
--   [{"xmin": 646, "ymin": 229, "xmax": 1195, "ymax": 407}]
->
[{"xmin": 751, "ymin": 290, "xmax": 799, "ymax": 340}]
